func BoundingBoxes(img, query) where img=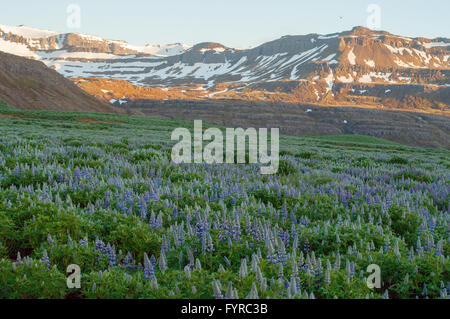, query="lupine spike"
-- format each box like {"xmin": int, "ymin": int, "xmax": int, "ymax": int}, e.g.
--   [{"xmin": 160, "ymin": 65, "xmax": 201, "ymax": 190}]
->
[{"xmin": 246, "ymin": 282, "xmax": 259, "ymax": 299}]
